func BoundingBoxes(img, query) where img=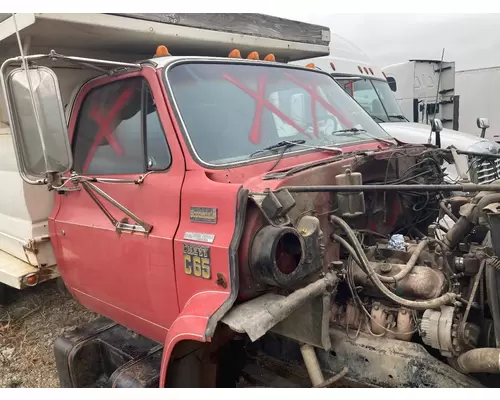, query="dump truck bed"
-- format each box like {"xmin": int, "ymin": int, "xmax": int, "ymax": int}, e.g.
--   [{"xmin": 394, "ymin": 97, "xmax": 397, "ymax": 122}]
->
[{"xmin": 0, "ymin": 13, "xmax": 330, "ymax": 62}]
